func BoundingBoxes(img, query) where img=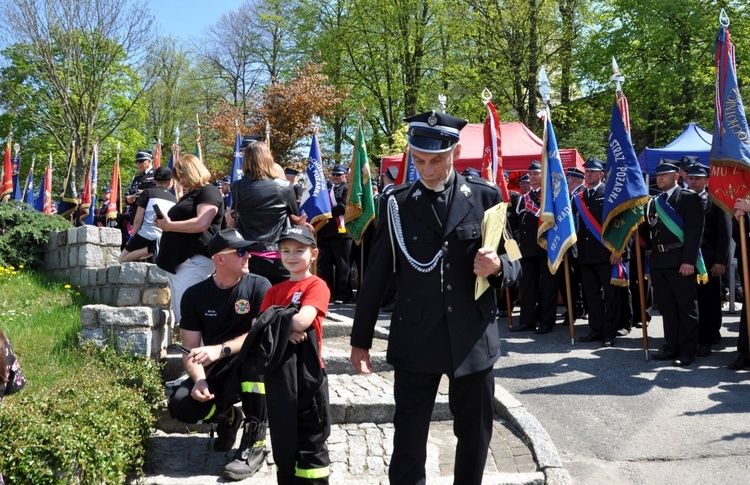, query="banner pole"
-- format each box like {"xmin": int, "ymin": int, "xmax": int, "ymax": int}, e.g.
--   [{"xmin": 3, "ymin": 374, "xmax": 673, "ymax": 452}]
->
[
  {"xmin": 739, "ymin": 217, "xmax": 750, "ymax": 352},
  {"xmin": 564, "ymin": 254, "xmax": 575, "ymax": 345},
  {"xmin": 635, "ymin": 235, "xmax": 650, "ymax": 360}
]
